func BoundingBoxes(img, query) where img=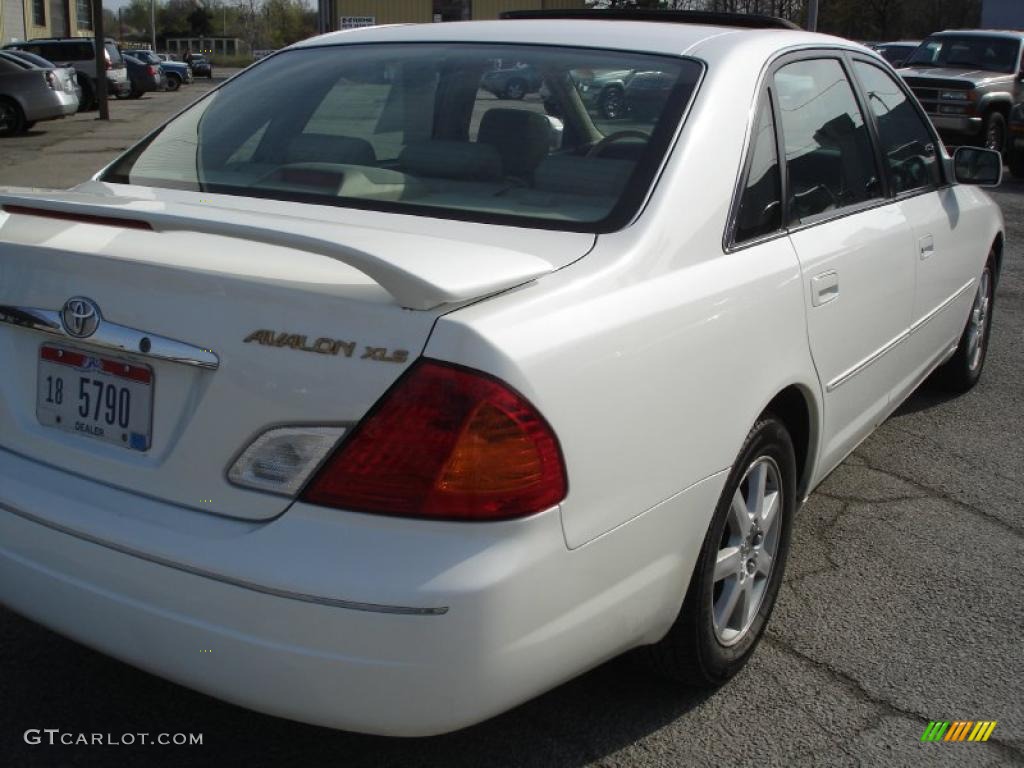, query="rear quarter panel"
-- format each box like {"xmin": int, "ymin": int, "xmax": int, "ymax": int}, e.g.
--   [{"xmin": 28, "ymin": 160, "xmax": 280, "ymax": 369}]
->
[{"xmin": 427, "ymin": 51, "xmax": 821, "ymax": 549}]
